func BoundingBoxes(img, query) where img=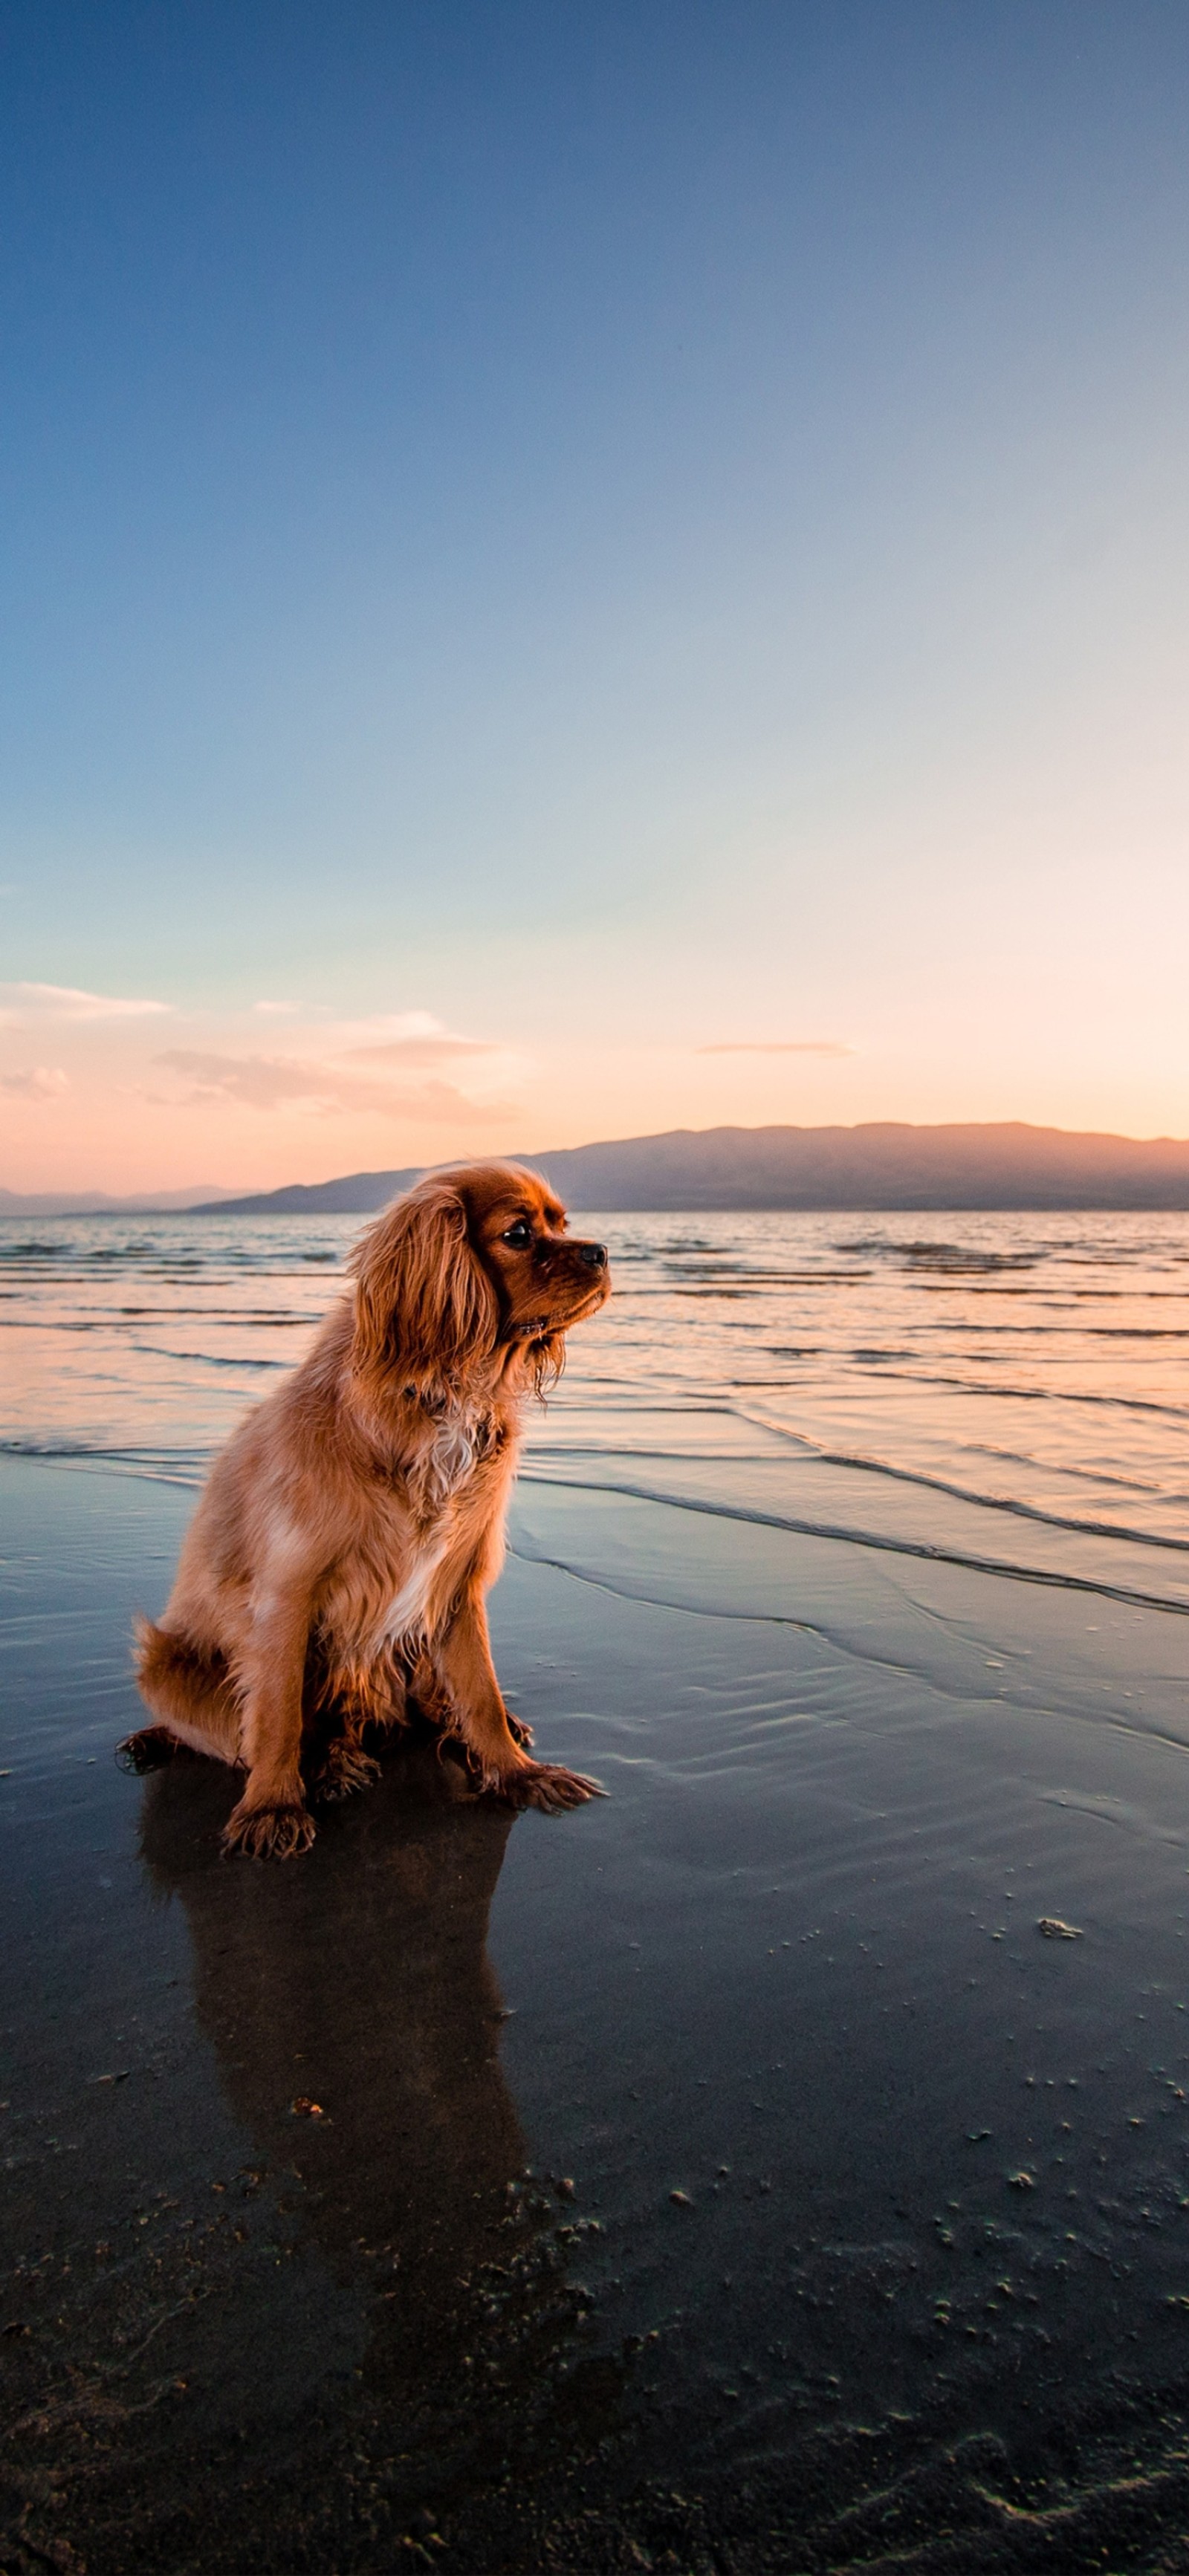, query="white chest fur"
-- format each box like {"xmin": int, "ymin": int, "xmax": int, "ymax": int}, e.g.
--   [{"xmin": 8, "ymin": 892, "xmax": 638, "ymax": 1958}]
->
[
  {"xmin": 418, "ymin": 1412, "xmax": 487, "ymax": 1508},
  {"xmin": 372, "ymin": 1401, "xmax": 500, "ymax": 1650},
  {"xmin": 376, "ymin": 1535, "xmax": 450, "ymax": 1649}
]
